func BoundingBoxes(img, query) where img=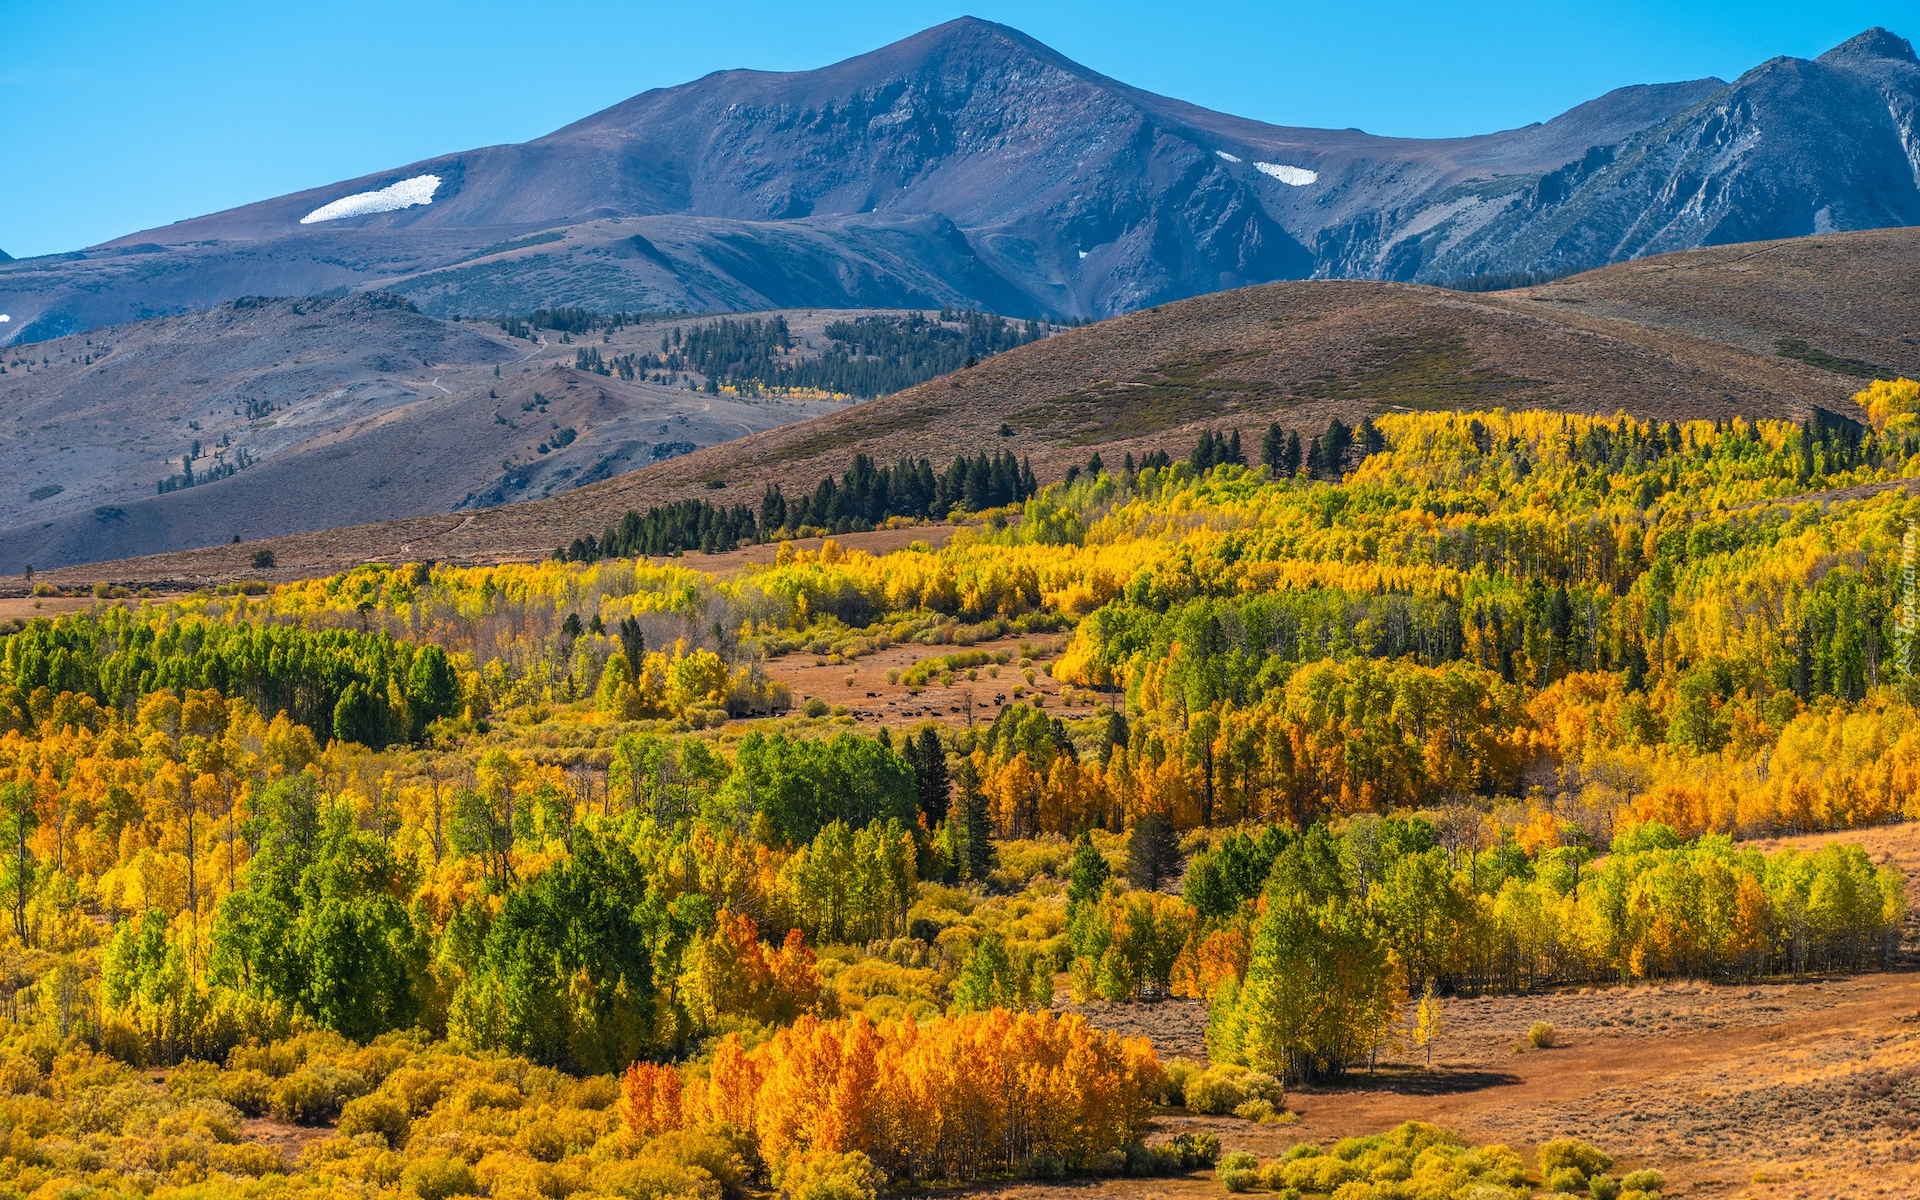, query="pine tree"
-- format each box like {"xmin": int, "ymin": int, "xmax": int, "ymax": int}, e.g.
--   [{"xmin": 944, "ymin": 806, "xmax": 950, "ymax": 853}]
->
[
  {"xmin": 909, "ymin": 727, "xmax": 950, "ymax": 827},
  {"xmin": 1190, "ymin": 430, "xmax": 1219, "ymax": 473},
  {"xmin": 953, "ymin": 761, "xmax": 995, "ymax": 882},
  {"xmin": 1262, "ymin": 422, "xmax": 1284, "ymax": 473},
  {"xmin": 1126, "ymin": 811, "xmax": 1180, "ymax": 891},
  {"xmin": 618, "ymin": 616, "xmax": 645, "ymax": 672},
  {"xmin": 1067, "ymin": 830, "xmax": 1109, "ymax": 913},
  {"xmin": 1355, "ymin": 417, "xmax": 1386, "ymax": 455},
  {"xmin": 1321, "ymin": 418, "xmax": 1353, "ymax": 475}
]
